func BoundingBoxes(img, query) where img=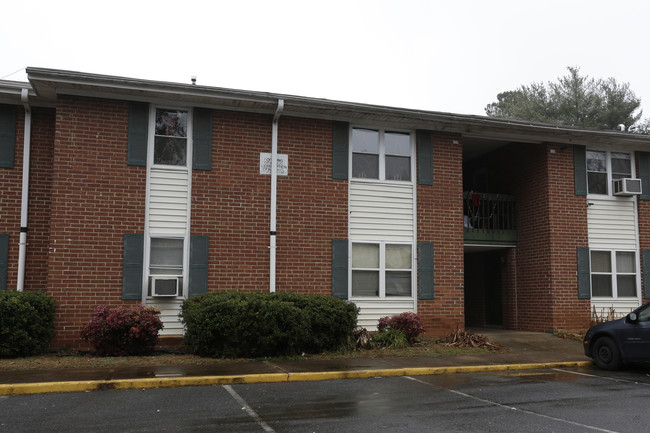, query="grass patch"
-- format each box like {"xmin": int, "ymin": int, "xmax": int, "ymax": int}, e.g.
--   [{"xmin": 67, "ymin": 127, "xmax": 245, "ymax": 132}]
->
[{"xmin": 553, "ymin": 331, "xmax": 584, "ymax": 341}]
